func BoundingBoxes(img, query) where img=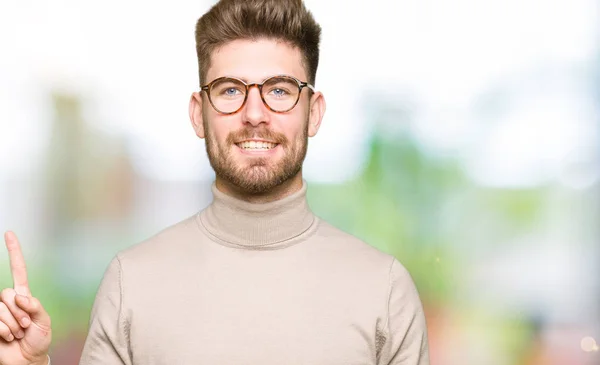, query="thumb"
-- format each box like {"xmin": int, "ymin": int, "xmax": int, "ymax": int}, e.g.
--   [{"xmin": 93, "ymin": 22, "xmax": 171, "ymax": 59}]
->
[{"xmin": 15, "ymin": 294, "xmax": 51, "ymax": 331}]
